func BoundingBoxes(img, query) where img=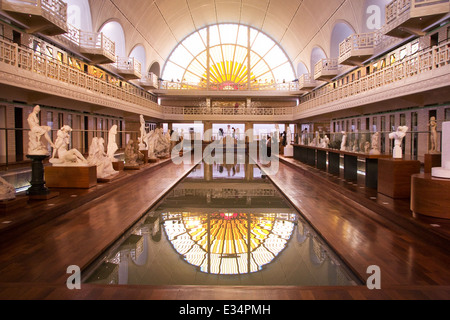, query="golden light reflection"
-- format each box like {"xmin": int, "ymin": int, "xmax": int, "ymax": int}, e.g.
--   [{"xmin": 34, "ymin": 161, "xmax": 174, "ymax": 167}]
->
[{"xmin": 163, "ymin": 212, "xmax": 296, "ymax": 275}]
